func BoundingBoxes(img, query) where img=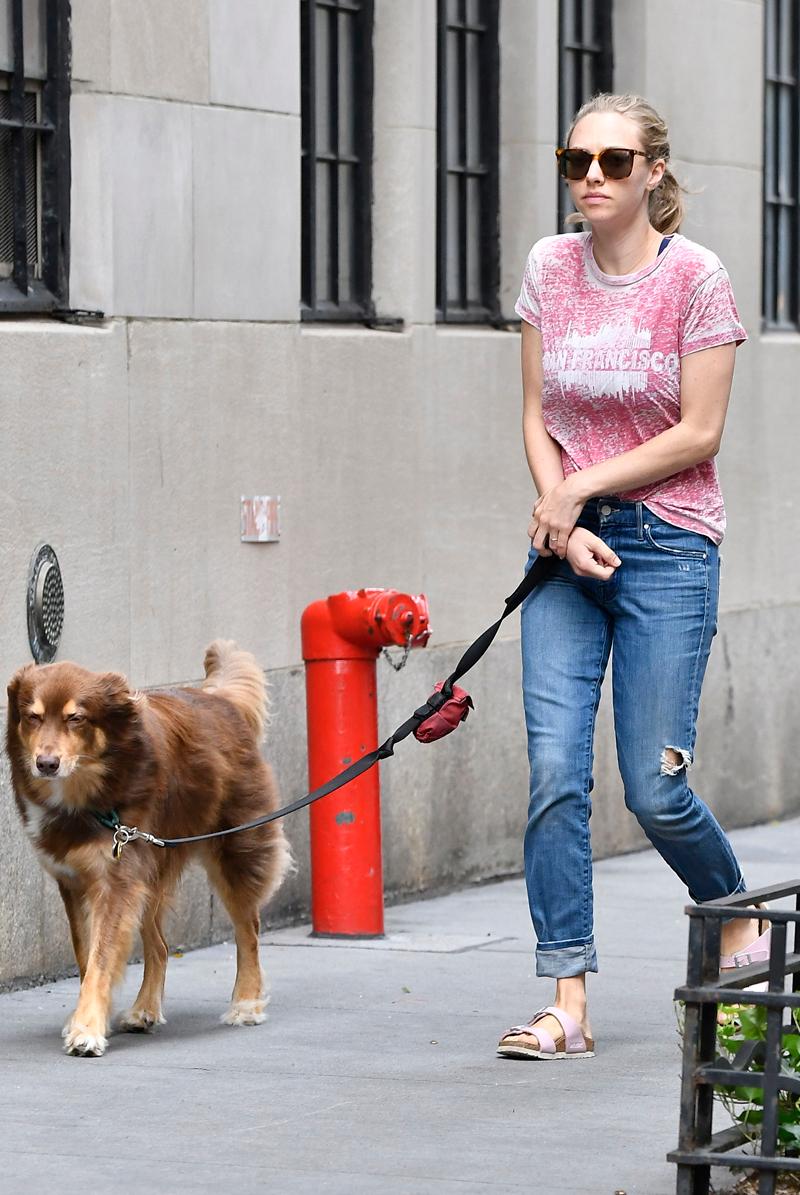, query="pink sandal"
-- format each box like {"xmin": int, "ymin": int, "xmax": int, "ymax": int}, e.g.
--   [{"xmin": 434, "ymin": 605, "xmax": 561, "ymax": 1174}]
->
[
  {"xmin": 497, "ymin": 1005, "xmax": 595, "ymax": 1060},
  {"xmin": 719, "ymin": 924, "xmax": 771, "ymax": 971},
  {"xmin": 720, "ymin": 922, "xmax": 771, "ymax": 993}
]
